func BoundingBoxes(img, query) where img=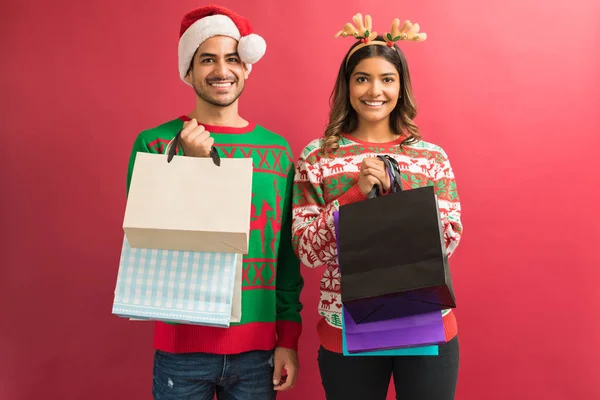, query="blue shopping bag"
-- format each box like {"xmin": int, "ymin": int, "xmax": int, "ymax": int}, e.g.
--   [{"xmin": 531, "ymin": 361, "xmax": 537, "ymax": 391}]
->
[{"xmin": 112, "ymin": 236, "xmax": 239, "ymax": 327}]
